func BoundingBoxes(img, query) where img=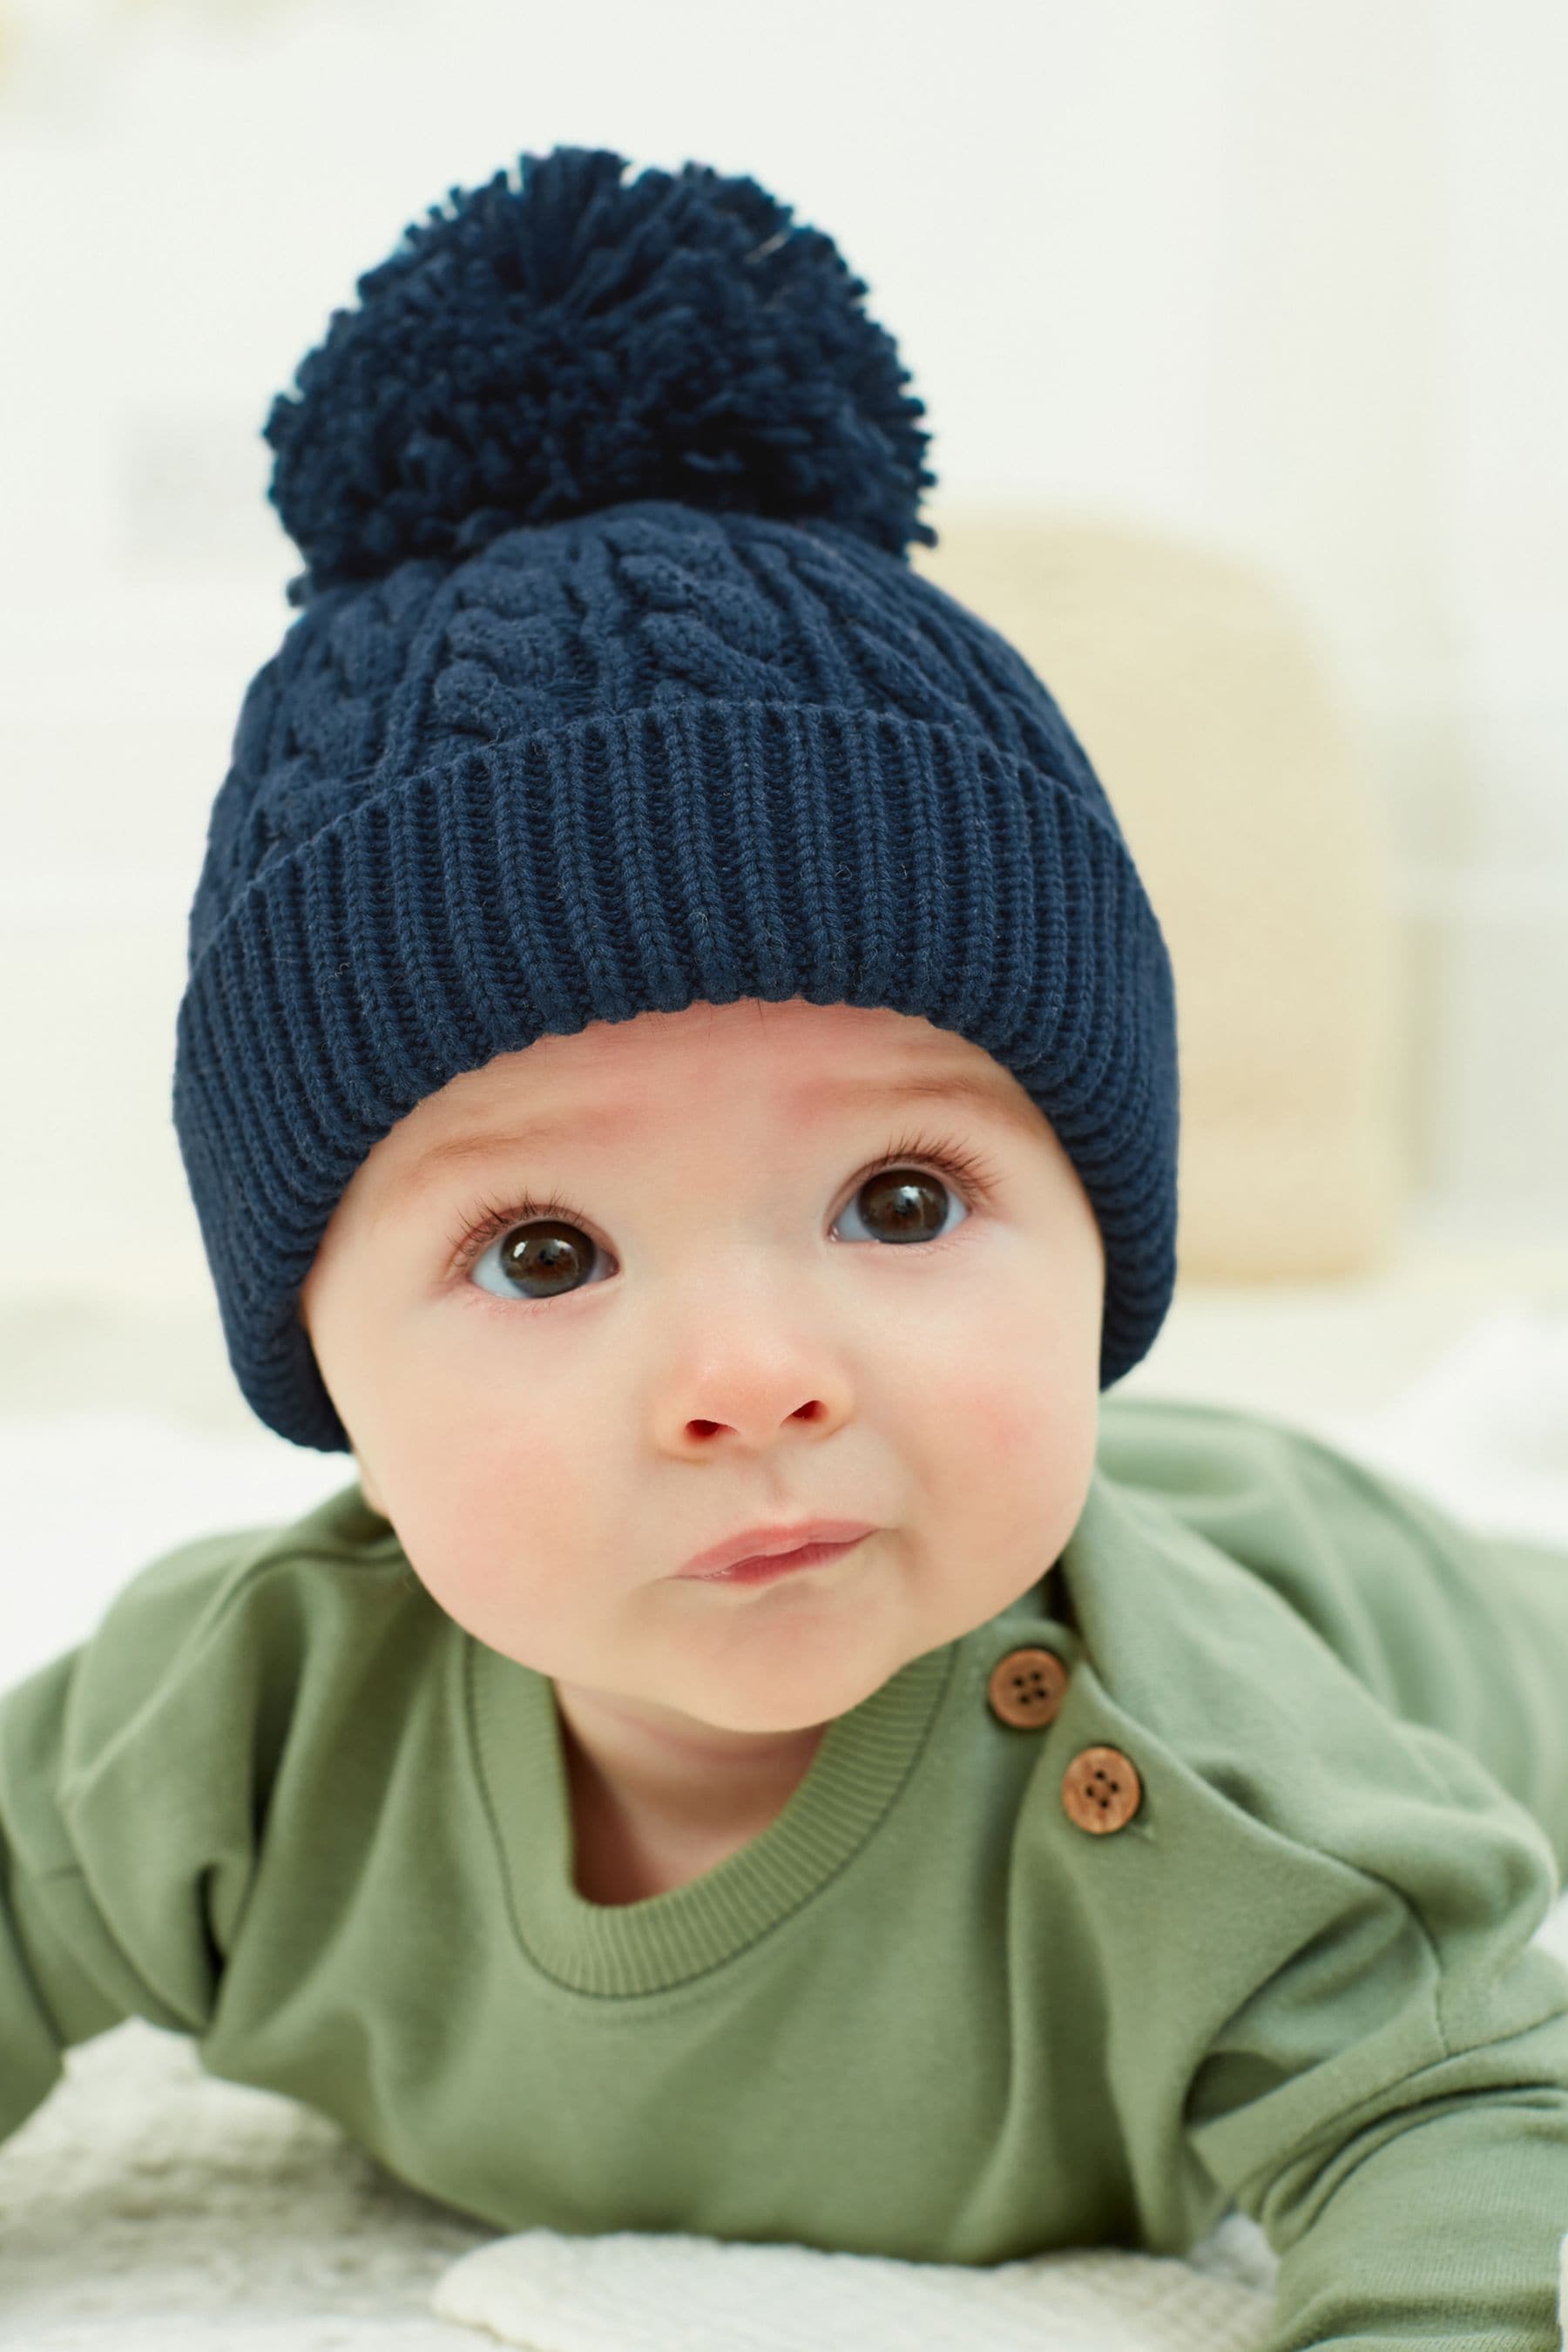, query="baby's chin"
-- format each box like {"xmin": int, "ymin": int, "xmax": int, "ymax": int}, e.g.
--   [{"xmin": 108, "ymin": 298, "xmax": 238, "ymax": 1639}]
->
[{"xmin": 650, "ymin": 1614, "xmax": 954, "ymax": 1739}]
